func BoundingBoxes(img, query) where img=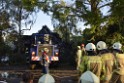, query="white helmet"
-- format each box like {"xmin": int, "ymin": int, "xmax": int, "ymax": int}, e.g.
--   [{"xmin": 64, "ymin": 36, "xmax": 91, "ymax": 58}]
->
[
  {"xmin": 112, "ymin": 42, "xmax": 122, "ymax": 50},
  {"xmin": 77, "ymin": 46, "xmax": 81, "ymax": 49},
  {"xmin": 96, "ymin": 41, "xmax": 107, "ymax": 50},
  {"xmin": 85, "ymin": 43, "xmax": 96, "ymax": 51}
]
